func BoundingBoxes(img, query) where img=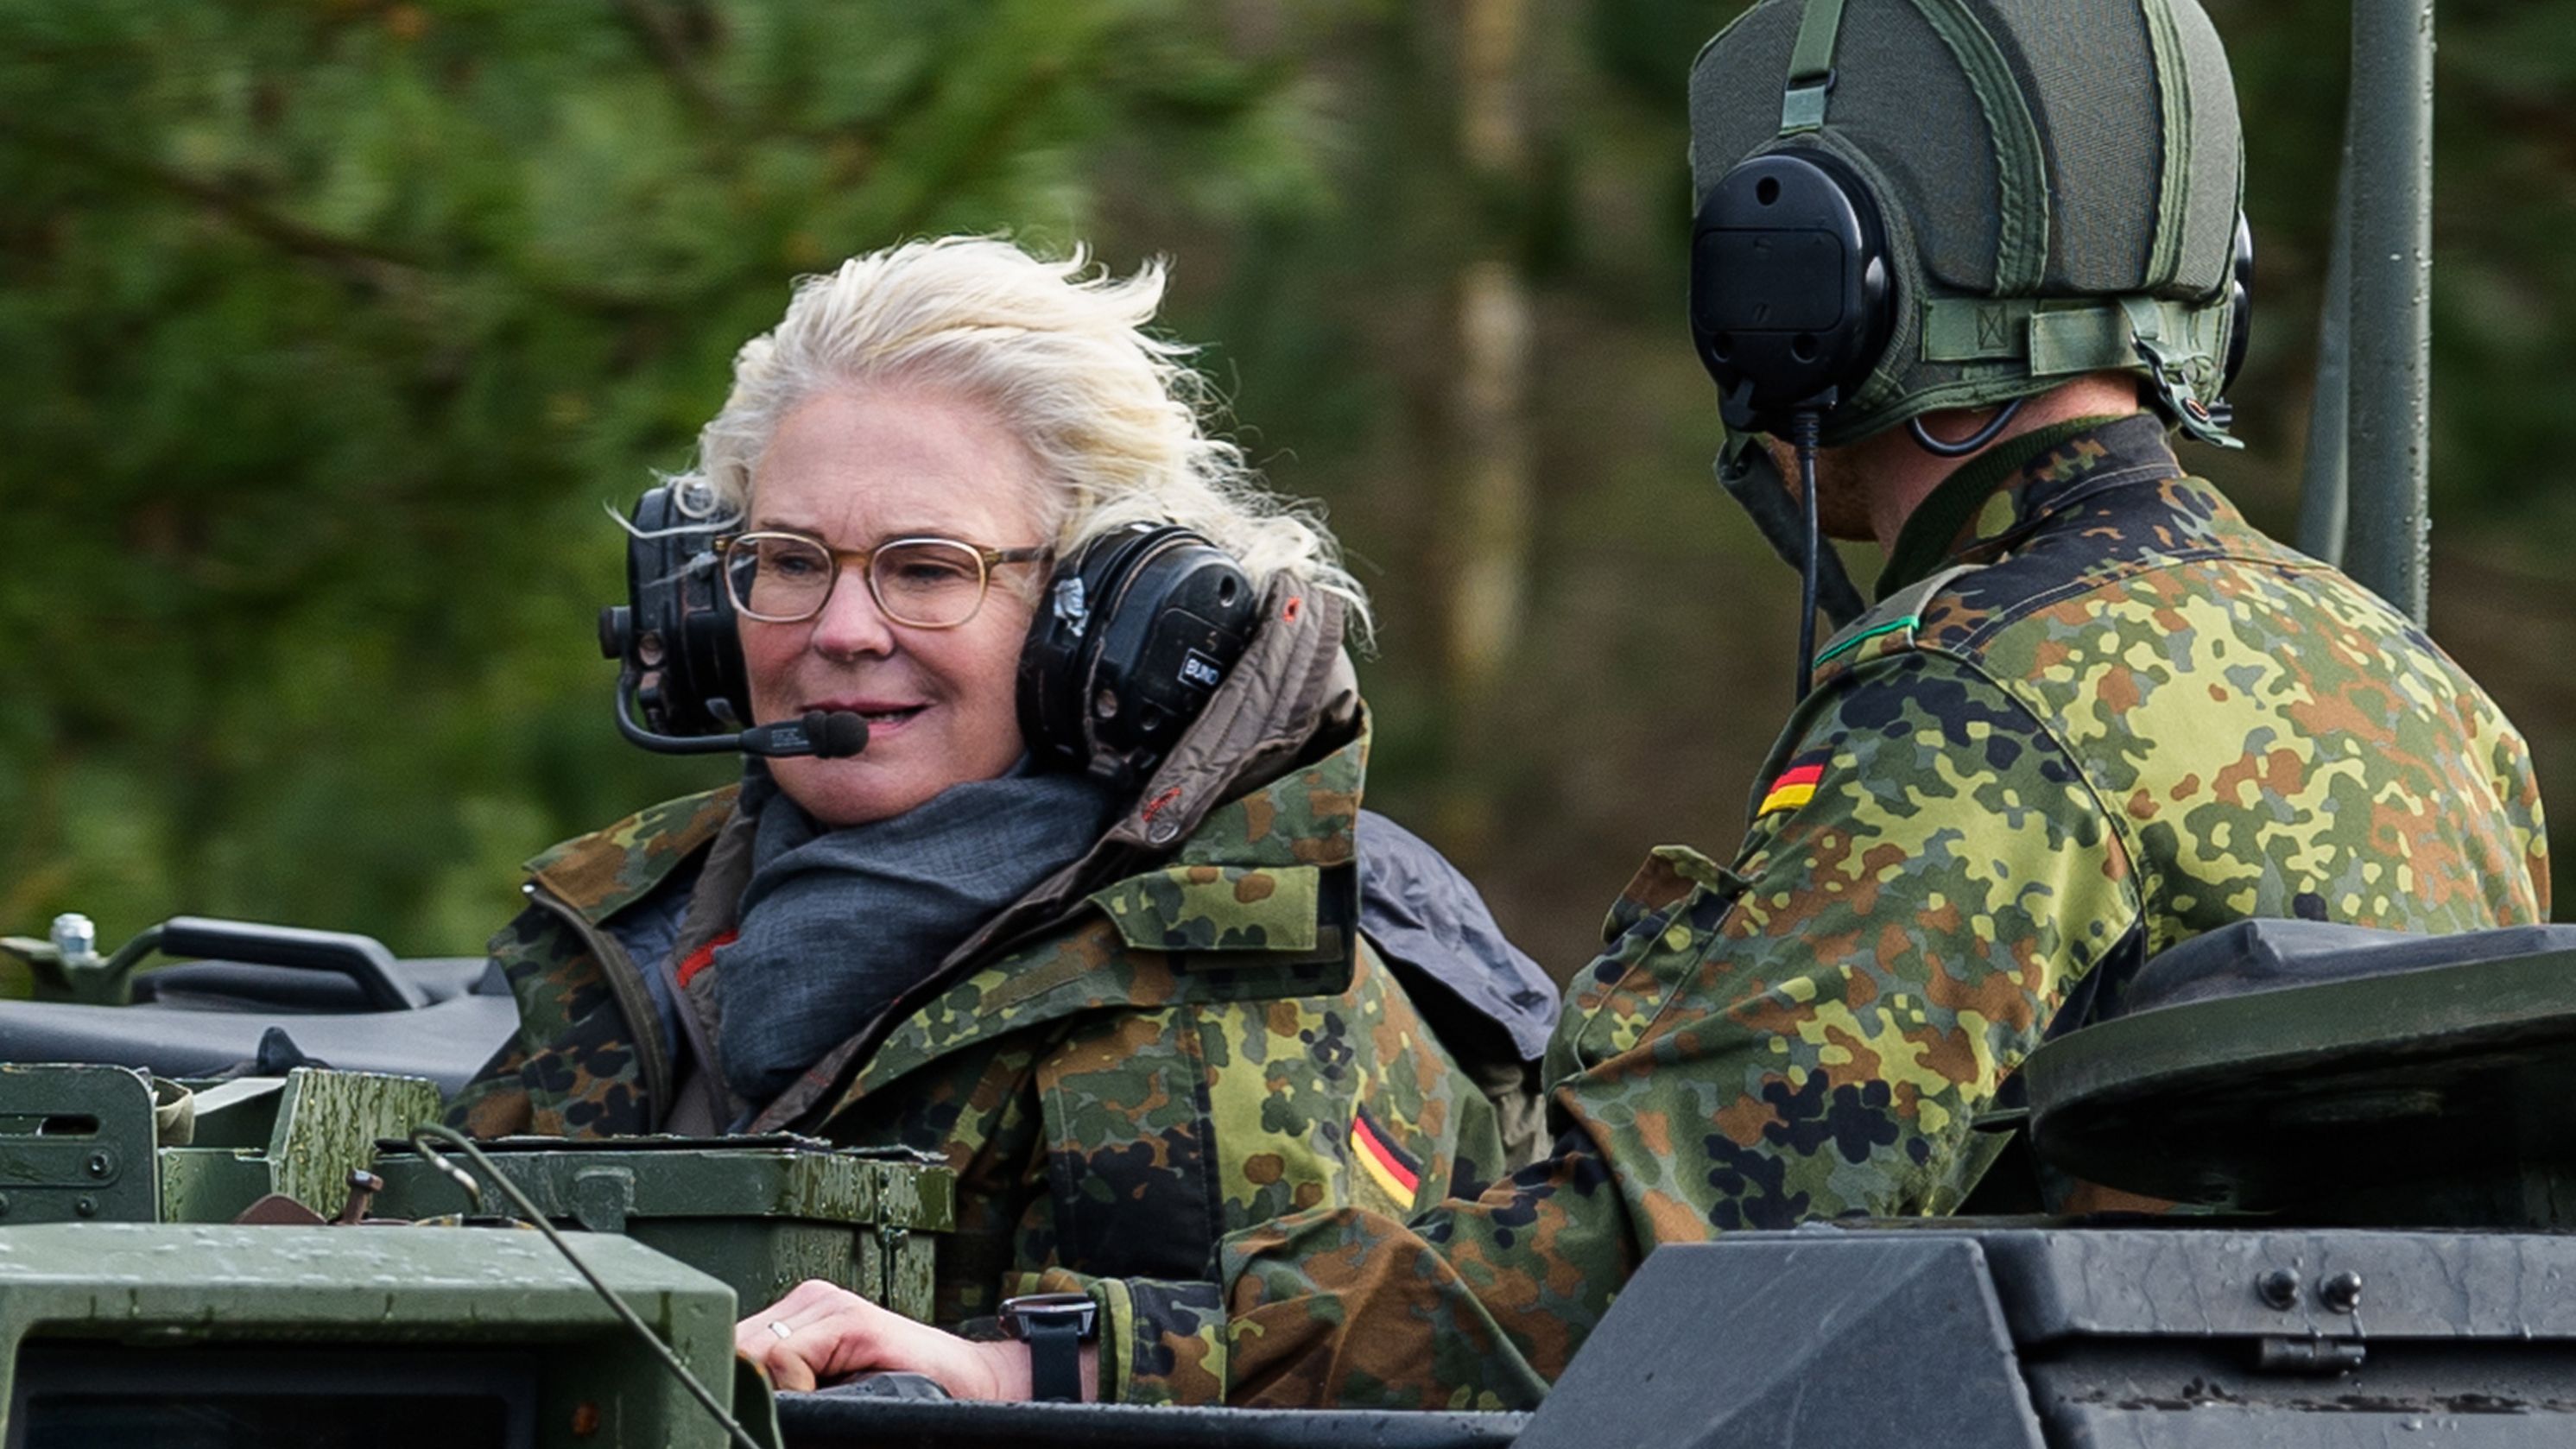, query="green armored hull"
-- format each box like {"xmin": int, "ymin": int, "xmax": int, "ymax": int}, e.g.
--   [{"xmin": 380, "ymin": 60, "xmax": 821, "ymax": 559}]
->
[
  {"xmin": 0, "ymin": 1224, "xmax": 737, "ymax": 1449},
  {"xmin": 0, "ymin": 1060, "xmax": 964, "ymax": 1448},
  {"xmin": 11, "ymin": 926, "xmax": 2576, "ymax": 1447}
]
